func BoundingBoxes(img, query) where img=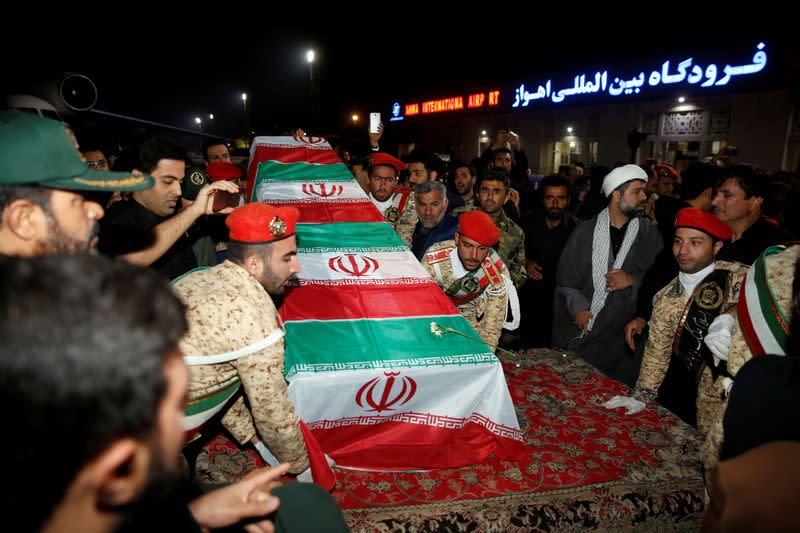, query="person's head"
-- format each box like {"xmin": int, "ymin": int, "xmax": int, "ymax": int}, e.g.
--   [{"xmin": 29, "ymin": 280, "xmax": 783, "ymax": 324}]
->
[
  {"xmin": 368, "ymin": 152, "xmax": 404, "ymax": 202},
  {"xmin": 225, "ymin": 203, "xmax": 301, "ymax": 295},
  {"xmin": 653, "ymin": 163, "xmax": 678, "ymax": 196},
  {"xmin": 415, "ymin": 180, "xmax": 448, "ymax": 229},
  {"xmin": 406, "ymin": 148, "xmax": 444, "ymax": 190},
  {"xmin": 568, "ymin": 164, "xmax": 584, "ymax": 182},
  {"xmin": 0, "ymin": 112, "xmax": 154, "ymax": 257},
  {"xmin": 455, "ymin": 210, "xmax": 499, "ymax": 271},
  {"xmin": 672, "ymin": 207, "xmax": 731, "ymax": 273},
  {"xmin": 350, "ymin": 157, "xmax": 370, "ymax": 193},
  {"xmin": 491, "ymin": 147, "xmax": 513, "ymax": 172},
  {"xmin": 712, "ymin": 164, "xmax": 769, "ymax": 226},
  {"xmin": 602, "ymin": 164, "xmax": 648, "ymax": 219},
  {"xmin": 681, "ymin": 161, "xmax": 722, "ymax": 209},
  {"xmin": 476, "ymin": 168, "xmax": 510, "ymax": 215},
  {"xmin": 81, "ymin": 147, "xmax": 110, "ymax": 171},
  {"xmin": 131, "ymin": 138, "xmax": 187, "ymax": 217},
  {"xmin": 539, "ymin": 175, "xmax": 572, "ymax": 220},
  {"xmin": 201, "ymin": 139, "xmax": 231, "ymax": 165},
  {"xmin": 0, "ymin": 253, "xmax": 188, "ymax": 532},
  {"xmin": 451, "ymin": 161, "xmax": 476, "ymax": 198}
]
